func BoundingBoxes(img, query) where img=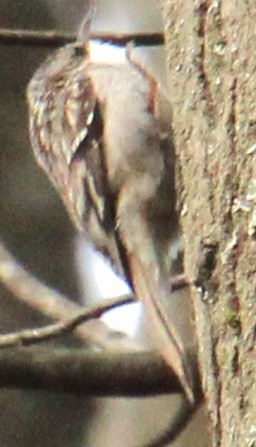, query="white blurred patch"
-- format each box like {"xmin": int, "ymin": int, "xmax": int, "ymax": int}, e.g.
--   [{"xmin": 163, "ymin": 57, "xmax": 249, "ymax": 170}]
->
[
  {"xmin": 88, "ymin": 40, "xmax": 127, "ymax": 64},
  {"xmin": 75, "ymin": 235, "xmax": 142, "ymax": 337}
]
